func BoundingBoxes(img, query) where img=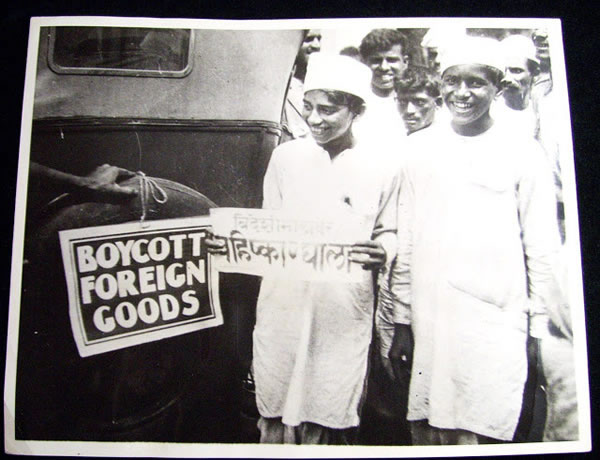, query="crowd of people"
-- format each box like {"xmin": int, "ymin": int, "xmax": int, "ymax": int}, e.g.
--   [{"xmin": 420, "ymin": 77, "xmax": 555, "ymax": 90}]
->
[{"xmin": 245, "ymin": 27, "xmax": 578, "ymax": 446}]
